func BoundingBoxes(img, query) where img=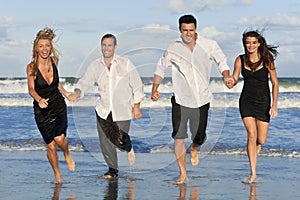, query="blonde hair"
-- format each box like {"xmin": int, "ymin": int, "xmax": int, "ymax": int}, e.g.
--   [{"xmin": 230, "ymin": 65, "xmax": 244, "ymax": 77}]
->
[{"xmin": 28, "ymin": 27, "xmax": 59, "ymax": 76}]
